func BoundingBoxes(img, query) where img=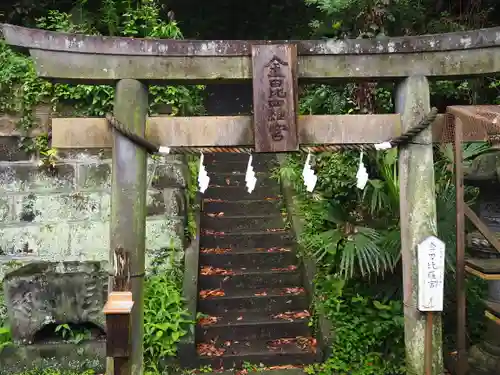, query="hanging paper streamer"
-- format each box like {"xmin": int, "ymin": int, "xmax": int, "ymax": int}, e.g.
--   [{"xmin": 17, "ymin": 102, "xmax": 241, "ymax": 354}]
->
[
  {"xmin": 198, "ymin": 153, "xmax": 210, "ymax": 193},
  {"xmin": 356, "ymin": 151, "xmax": 369, "ymax": 190},
  {"xmin": 302, "ymin": 152, "xmax": 318, "ymax": 192},
  {"xmin": 158, "ymin": 146, "xmax": 171, "ymax": 154},
  {"xmin": 374, "ymin": 142, "xmax": 392, "ymax": 150},
  {"xmin": 245, "ymin": 154, "xmax": 257, "ymax": 193}
]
